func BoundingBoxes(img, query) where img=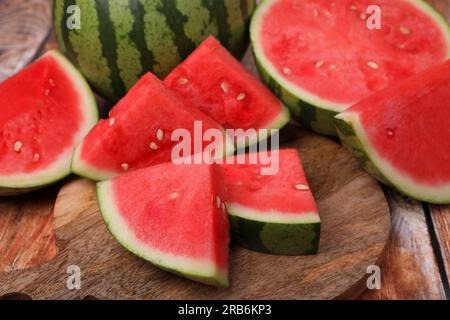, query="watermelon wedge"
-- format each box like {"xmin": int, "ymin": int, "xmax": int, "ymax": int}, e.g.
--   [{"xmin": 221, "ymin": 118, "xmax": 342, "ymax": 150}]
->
[
  {"xmin": 220, "ymin": 149, "xmax": 320, "ymax": 255},
  {"xmin": 335, "ymin": 59, "xmax": 450, "ymax": 204},
  {"xmin": 97, "ymin": 162, "xmax": 229, "ymax": 287},
  {"xmin": 72, "ymin": 72, "xmax": 234, "ymax": 181},
  {"xmin": 251, "ymin": 0, "xmax": 450, "ymax": 136},
  {"xmin": 164, "ymin": 36, "xmax": 290, "ymax": 147},
  {"xmin": 0, "ymin": 50, "xmax": 98, "ymax": 195}
]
